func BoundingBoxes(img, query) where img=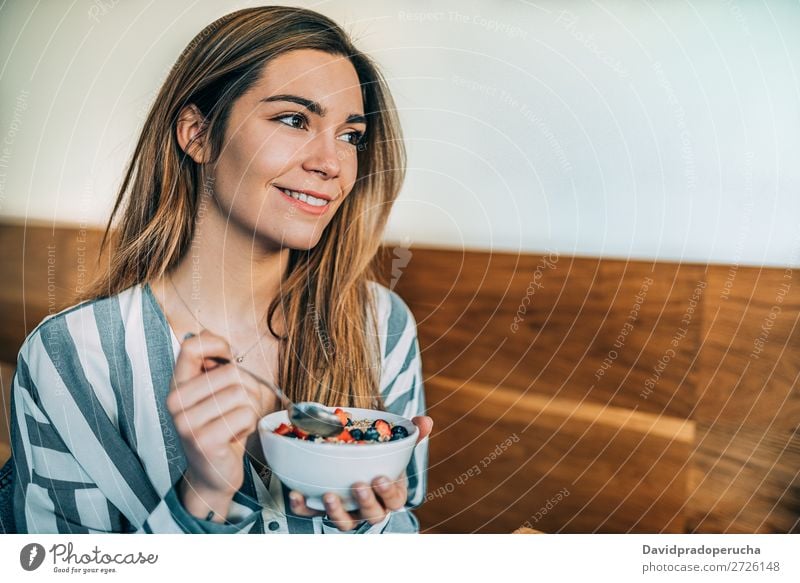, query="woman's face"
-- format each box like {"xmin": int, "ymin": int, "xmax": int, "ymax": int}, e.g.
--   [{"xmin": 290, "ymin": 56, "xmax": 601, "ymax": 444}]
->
[{"xmin": 209, "ymin": 49, "xmax": 367, "ymax": 250}]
